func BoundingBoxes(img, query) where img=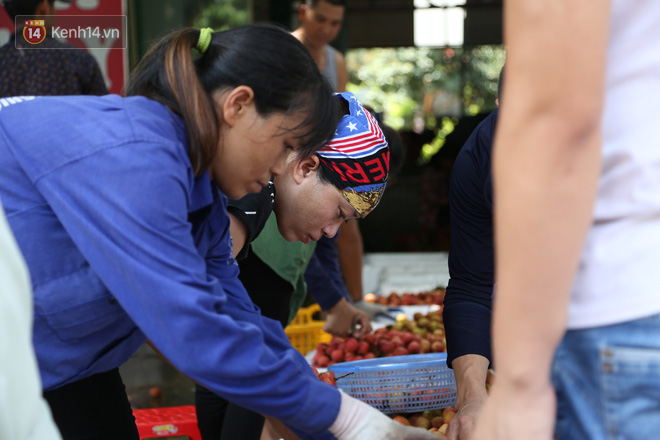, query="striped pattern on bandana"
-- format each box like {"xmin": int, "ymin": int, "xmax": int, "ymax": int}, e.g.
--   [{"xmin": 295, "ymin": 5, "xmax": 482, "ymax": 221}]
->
[{"xmin": 317, "ymin": 92, "xmax": 389, "ymax": 217}]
